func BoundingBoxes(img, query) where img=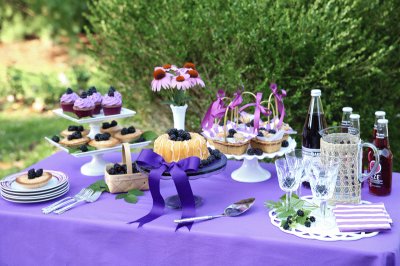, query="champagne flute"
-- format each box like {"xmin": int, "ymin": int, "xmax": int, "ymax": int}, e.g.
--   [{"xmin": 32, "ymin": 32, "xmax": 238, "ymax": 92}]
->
[{"xmin": 275, "ymin": 158, "xmax": 303, "ymax": 211}]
